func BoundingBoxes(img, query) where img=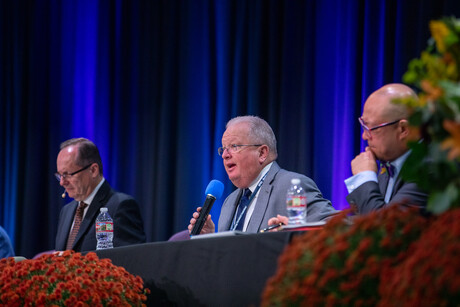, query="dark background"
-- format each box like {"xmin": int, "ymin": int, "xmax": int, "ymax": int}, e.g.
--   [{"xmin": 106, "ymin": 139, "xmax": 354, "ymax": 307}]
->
[{"xmin": 1, "ymin": 0, "xmax": 459, "ymax": 258}]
